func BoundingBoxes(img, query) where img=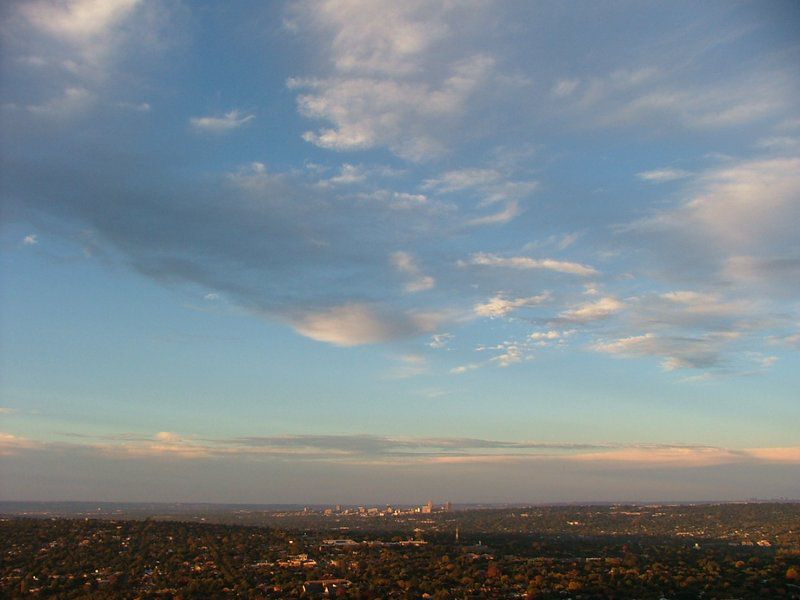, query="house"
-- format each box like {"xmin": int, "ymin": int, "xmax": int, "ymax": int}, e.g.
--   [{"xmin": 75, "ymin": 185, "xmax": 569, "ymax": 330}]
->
[{"xmin": 302, "ymin": 578, "xmax": 351, "ymax": 595}]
